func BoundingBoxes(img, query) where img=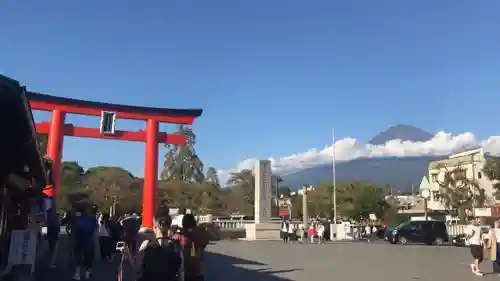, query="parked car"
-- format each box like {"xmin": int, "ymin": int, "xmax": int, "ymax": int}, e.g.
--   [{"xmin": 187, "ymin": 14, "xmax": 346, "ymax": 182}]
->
[
  {"xmin": 389, "ymin": 220, "xmax": 449, "ymax": 245},
  {"xmin": 451, "ymin": 234, "xmax": 467, "ymax": 247},
  {"xmin": 384, "ymin": 227, "xmax": 394, "ymax": 241}
]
